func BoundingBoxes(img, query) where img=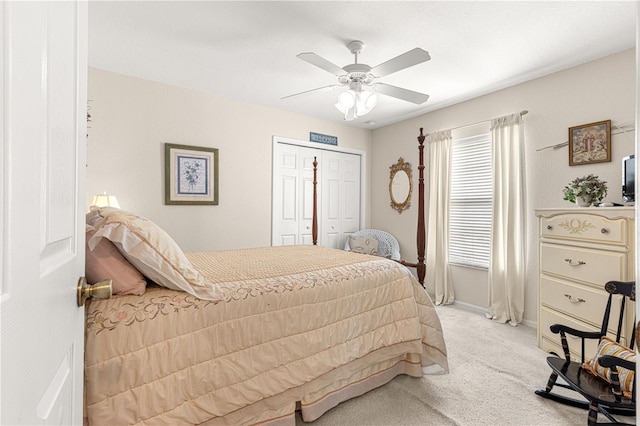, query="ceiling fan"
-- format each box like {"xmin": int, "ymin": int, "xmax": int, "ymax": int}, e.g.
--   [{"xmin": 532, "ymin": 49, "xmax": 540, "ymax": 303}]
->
[{"xmin": 282, "ymin": 40, "xmax": 431, "ymax": 121}]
